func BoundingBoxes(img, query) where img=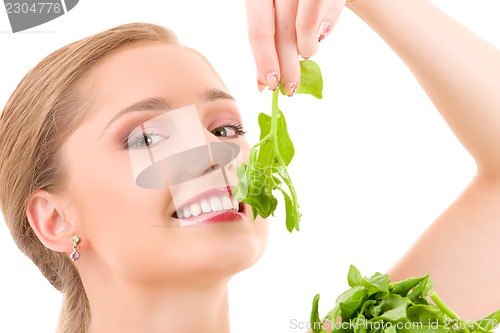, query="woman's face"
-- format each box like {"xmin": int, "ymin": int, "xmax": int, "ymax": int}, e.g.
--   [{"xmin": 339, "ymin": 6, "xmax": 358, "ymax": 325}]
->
[{"xmin": 61, "ymin": 42, "xmax": 268, "ymax": 285}]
